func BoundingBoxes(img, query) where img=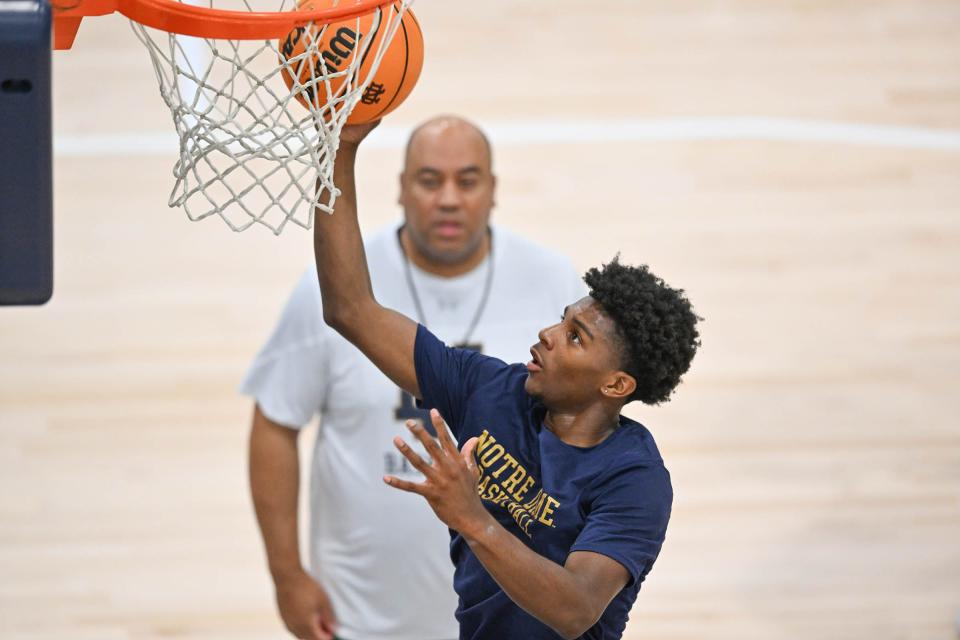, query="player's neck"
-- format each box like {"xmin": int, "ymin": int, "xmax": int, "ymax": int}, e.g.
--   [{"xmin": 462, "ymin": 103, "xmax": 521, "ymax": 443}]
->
[
  {"xmin": 400, "ymin": 227, "xmax": 490, "ymax": 278},
  {"xmin": 543, "ymin": 405, "xmax": 620, "ymax": 448}
]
